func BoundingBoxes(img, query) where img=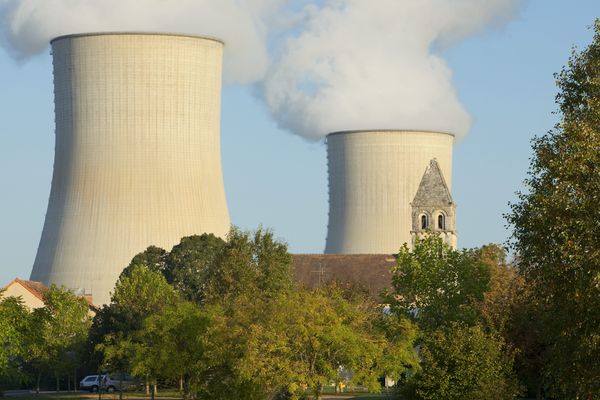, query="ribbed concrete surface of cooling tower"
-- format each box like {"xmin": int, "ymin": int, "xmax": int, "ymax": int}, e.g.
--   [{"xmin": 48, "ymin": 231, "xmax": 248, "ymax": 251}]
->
[
  {"xmin": 324, "ymin": 130, "xmax": 454, "ymax": 254},
  {"xmin": 30, "ymin": 33, "xmax": 230, "ymax": 305}
]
